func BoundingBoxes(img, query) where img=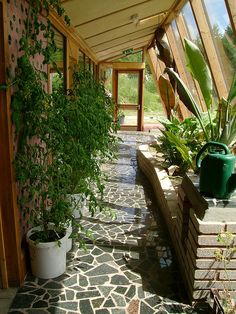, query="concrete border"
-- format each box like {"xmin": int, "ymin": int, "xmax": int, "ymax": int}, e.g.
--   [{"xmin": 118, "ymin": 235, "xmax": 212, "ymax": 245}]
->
[{"xmin": 137, "ymin": 144, "xmax": 178, "ymax": 240}]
